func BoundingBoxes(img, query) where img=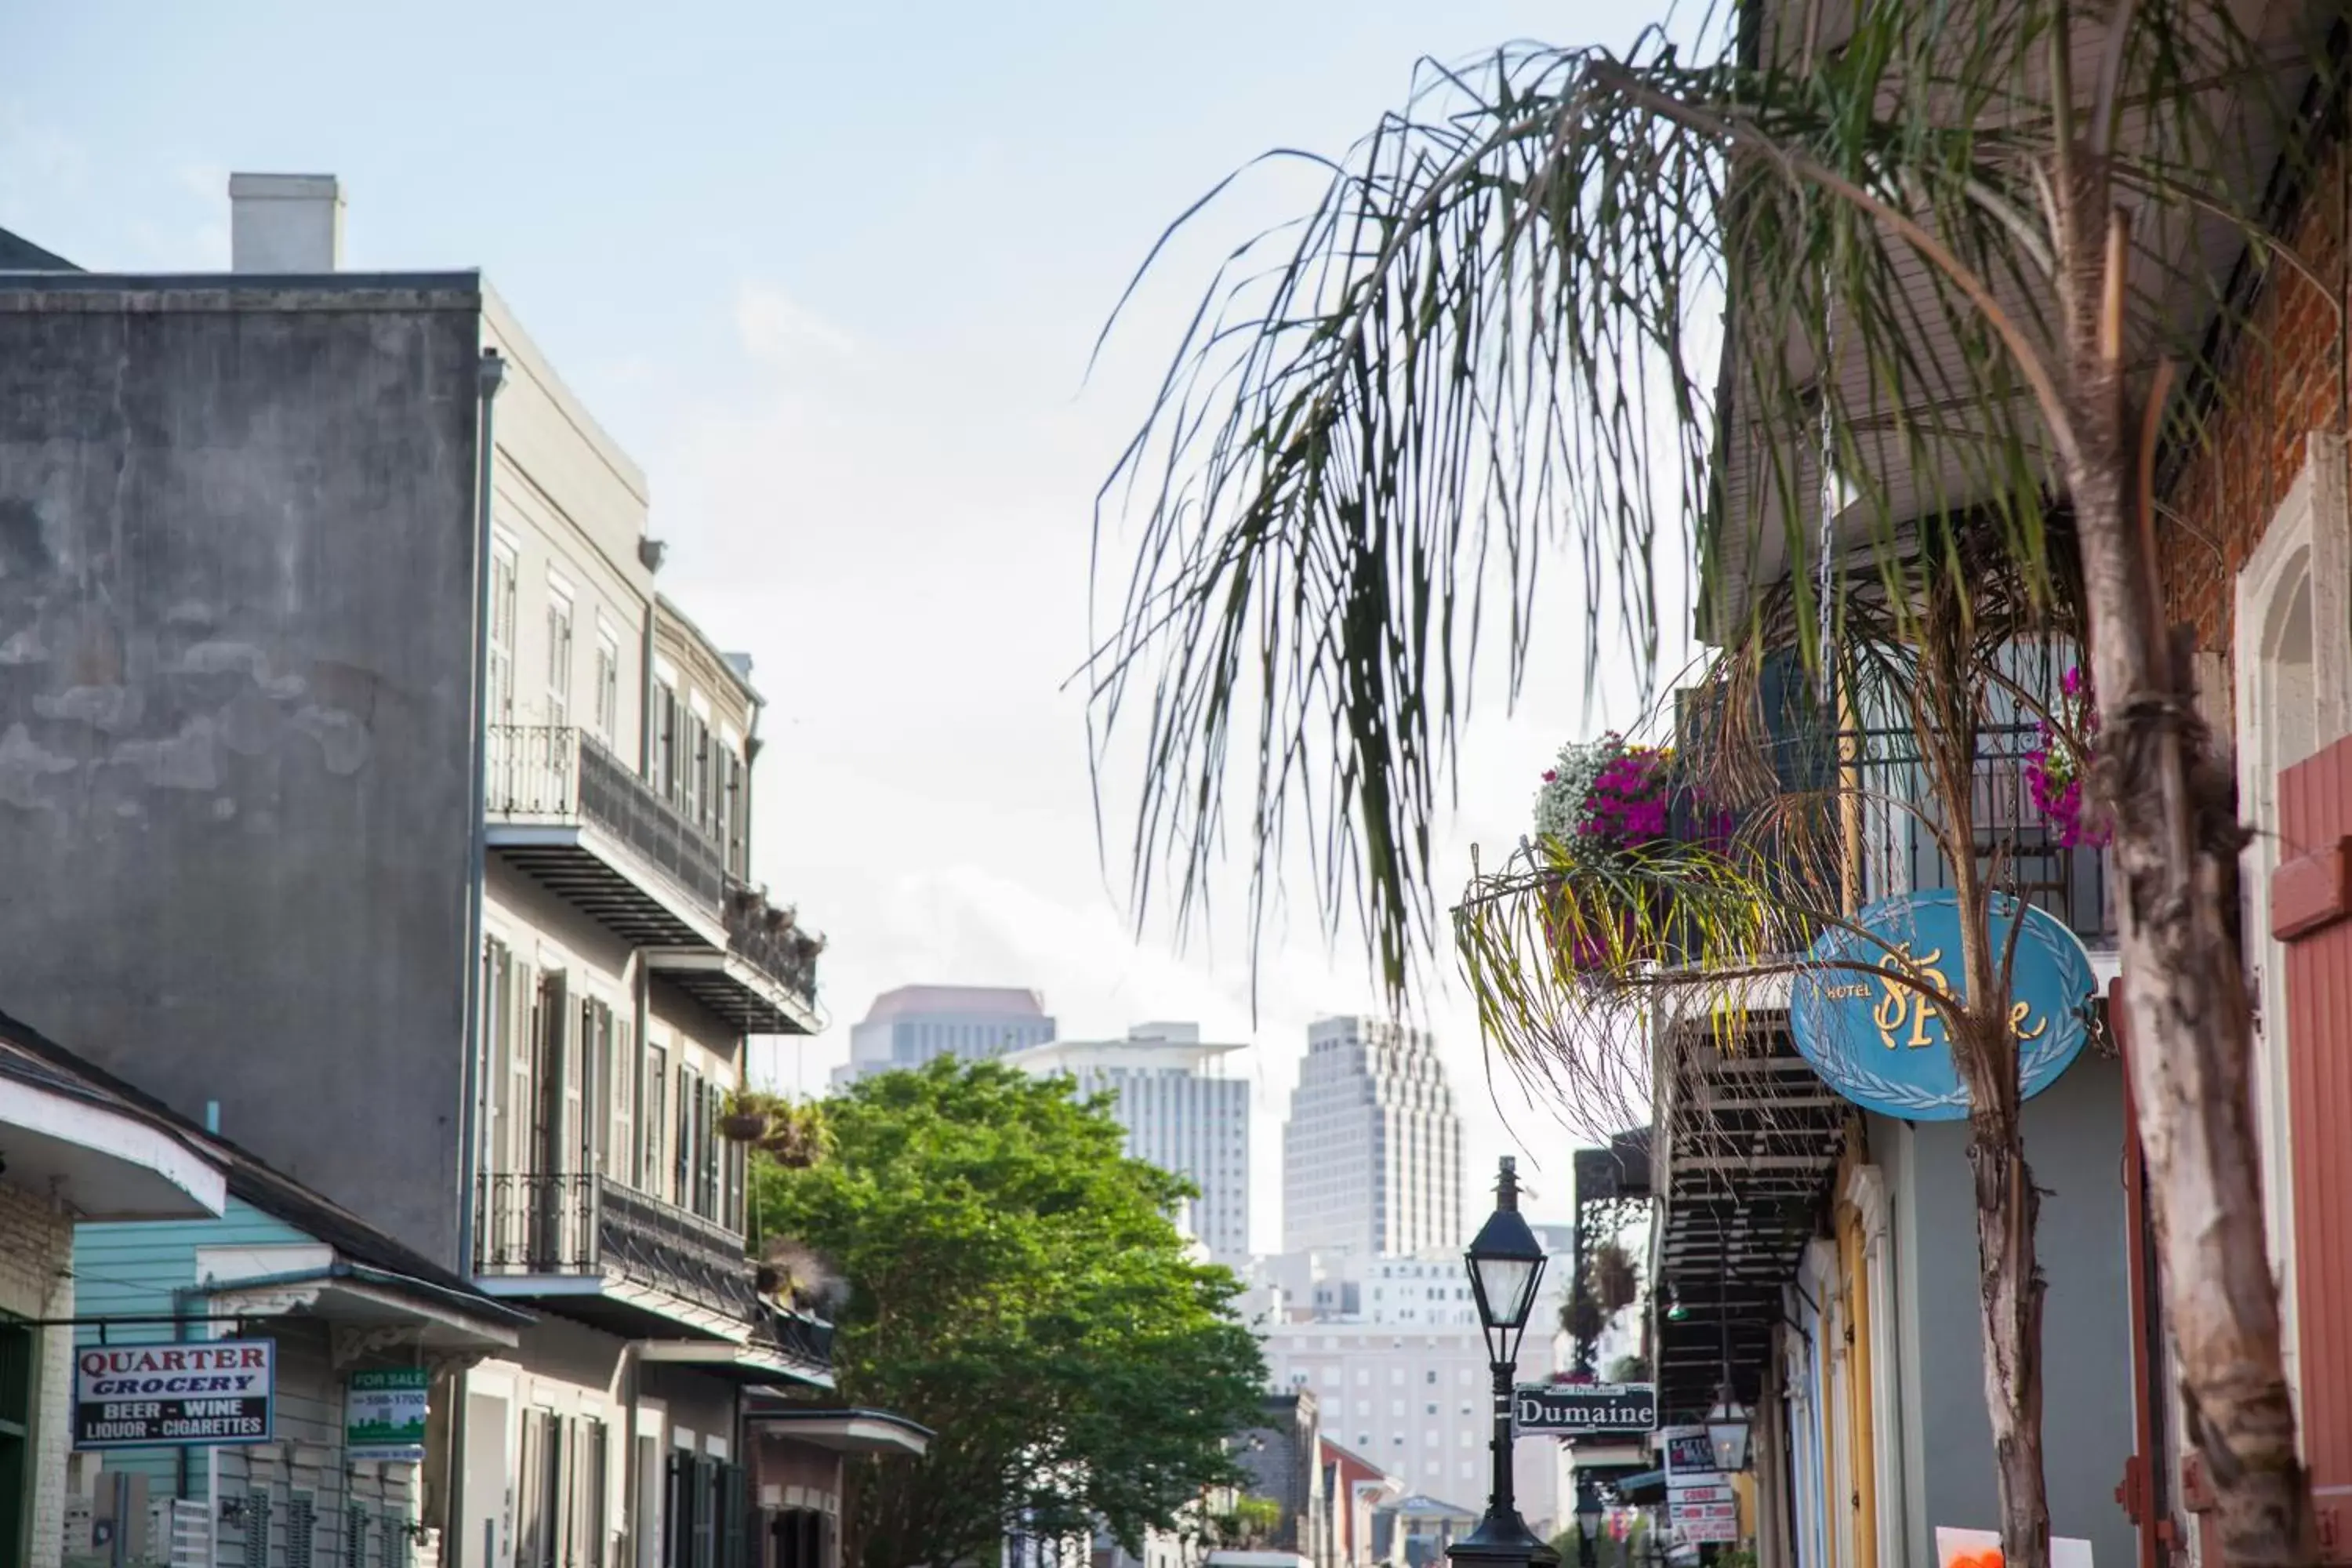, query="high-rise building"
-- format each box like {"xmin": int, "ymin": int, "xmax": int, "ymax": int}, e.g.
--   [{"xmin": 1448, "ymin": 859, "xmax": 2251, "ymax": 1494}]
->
[
  {"xmin": 1004, "ymin": 1022, "xmax": 1251, "ymax": 1259},
  {"xmin": 1283, "ymin": 1016, "xmax": 1463, "ymax": 1257},
  {"xmin": 833, "ymin": 984, "xmax": 1056, "ymax": 1084}
]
